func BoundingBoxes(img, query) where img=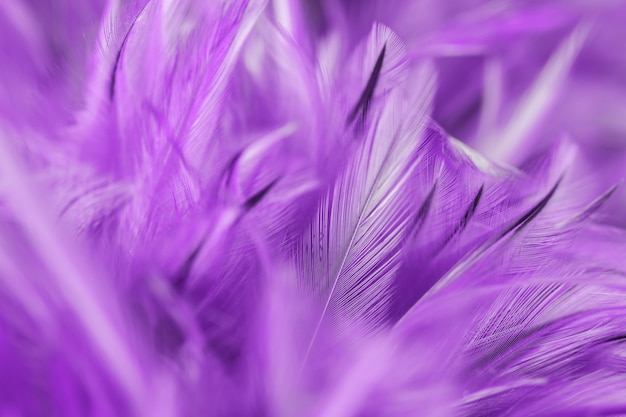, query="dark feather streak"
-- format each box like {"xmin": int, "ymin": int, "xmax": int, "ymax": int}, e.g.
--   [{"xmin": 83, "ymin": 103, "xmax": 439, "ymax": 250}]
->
[
  {"xmin": 109, "ymin": 0, "xmax": 153, "ymax": 100},
  {"xmin": 244, "ymin": 178, "xmax": 279, "ymax": 211},
  {"xmin": 346, "ymin": 44, "xmax": 386, "ymax": 128},
  {"xmin": 604, "ymin": 334, "xmax": 626, "ymax": 343},
  {"xmin": 410, "ymin": 182, "xmax": 437, "ymax": 237},
  {"xmin": 570, "ymin": 183, "xmax": 619, "ymax": 224},
  {"xmin": 109, "ymin": 47, "xmax": 125, "ymax": 100},
  {"xmin": 461, "ymin": 184, "xmax": 484, "ymax": 230},
  {"xmin": 172, "ymin": 244, "xmax": 204, "ymax": 291},
  {"xmin": 500, "ymin": 178, "xmax": 562, "ymax": 238},
  {"xmin": 433, "ymin": 184, "xmax": 484, "ymax": 255},
  {"xmin": 223, "ymin": 151, "xmax": 242, "ymax": 187}
]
